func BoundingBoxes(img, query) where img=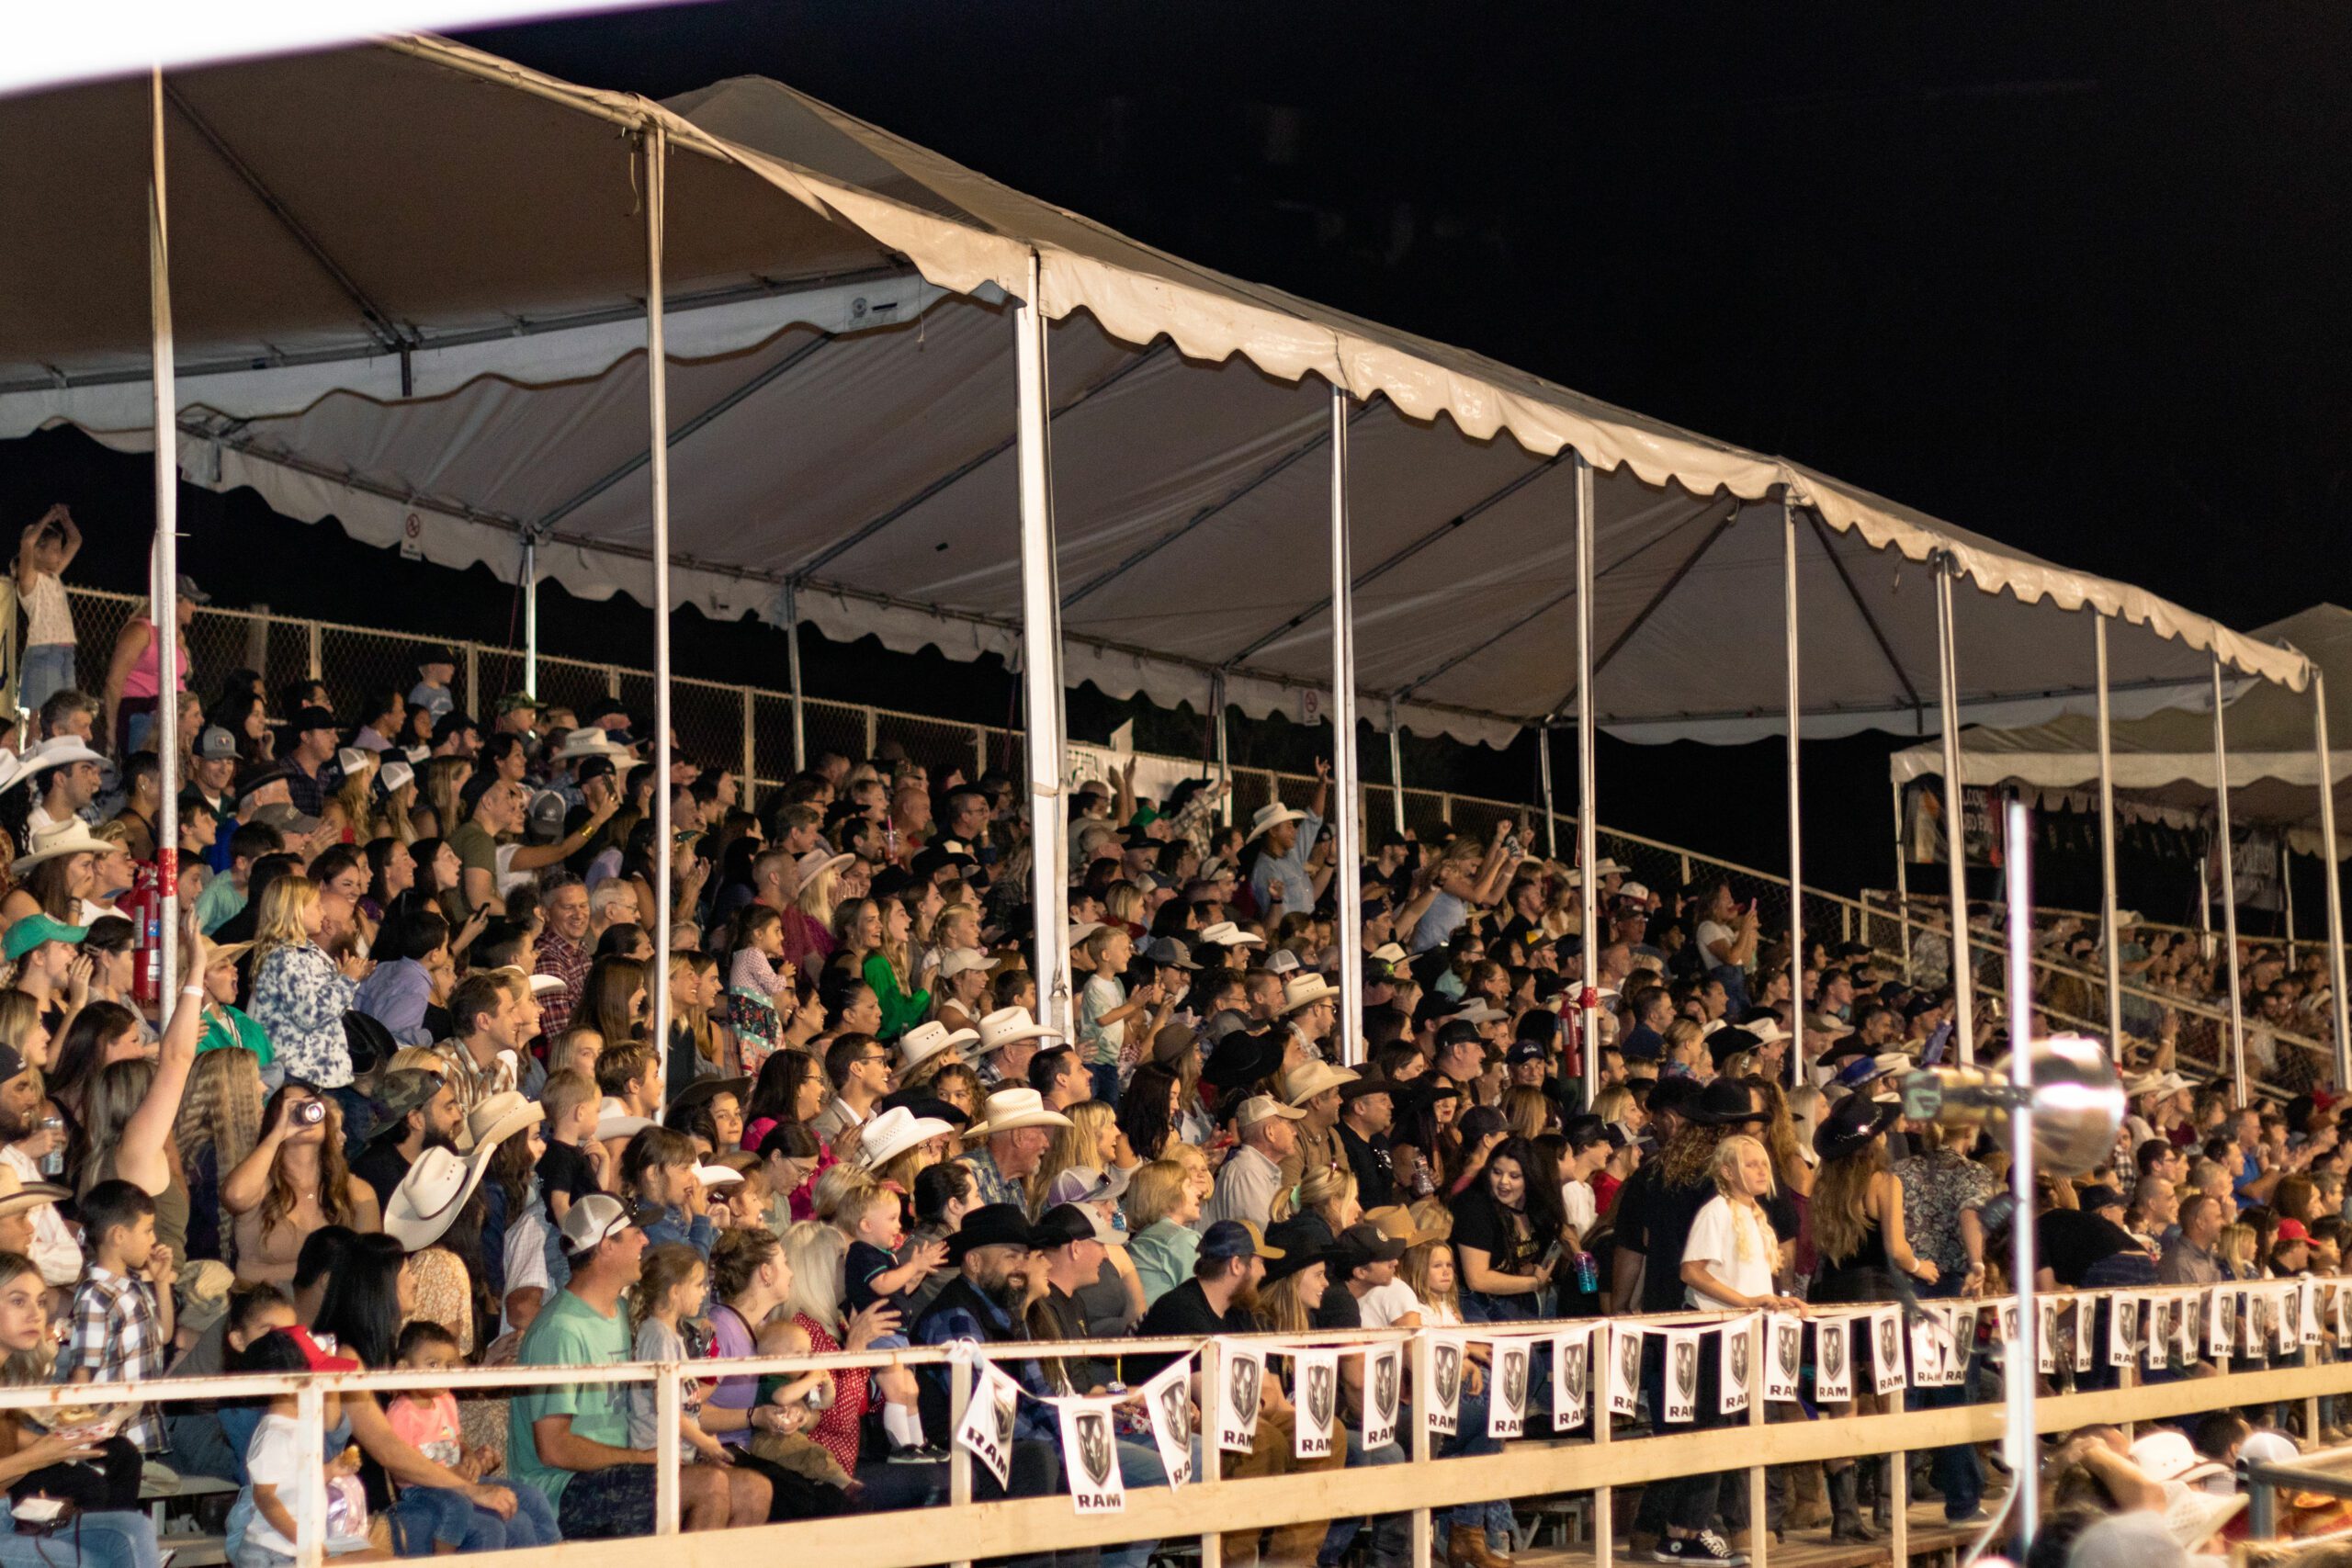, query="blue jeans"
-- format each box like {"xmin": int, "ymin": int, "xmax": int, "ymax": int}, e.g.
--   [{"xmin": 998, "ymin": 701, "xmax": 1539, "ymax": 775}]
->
[
  {"xmin": 1915, "ymin": 1279, "xmax": 1984, "ymax": 1520},
  {"xmin": 0, "ymin": 1510, "xmax": 160, "ymax": 1568},
  {"xmin": 387, "ymin": 1483, "xmax": 560, "ymax": 1554},
  {"xmin": 18, "ymin": 645, "xmax": 74, "ymax": 718},
  {"xmin": 1433, "ymin": 1384, "xmax": 1516, "ymax": 1543},
  {"xmin": 1102, "ymin": 1436, "xmax": 1201, "ymax": 1568},
  {"xmin": 1318, "ymin": 1429, "xmax": 1408, "ymax": 1568}
]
